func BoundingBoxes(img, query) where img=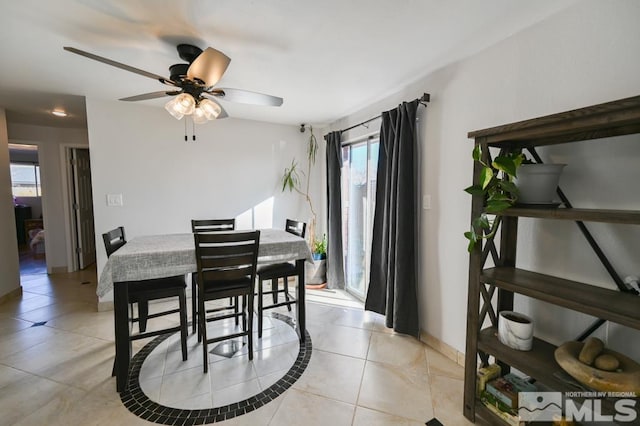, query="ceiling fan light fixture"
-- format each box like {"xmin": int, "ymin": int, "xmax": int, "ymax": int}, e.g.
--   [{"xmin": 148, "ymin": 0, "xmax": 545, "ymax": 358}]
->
[
  {"xmin": 198, "ymin": 99, "xmax": 221, "ymax": 120},
  {"xmin": 192, "ymin": 106, "xmax": 209, "ymax": 124},
  {"xmin": 164, "ymin": 98, "xmax": 184, "ymax": 120},
  {"xmin": 173, "ymin": 93, "xmax": 196, "ymax": 115}
]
